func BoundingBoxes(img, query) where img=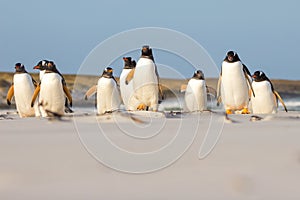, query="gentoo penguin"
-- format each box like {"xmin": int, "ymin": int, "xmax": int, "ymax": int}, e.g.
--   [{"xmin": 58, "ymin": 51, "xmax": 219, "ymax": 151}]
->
[
  {"xmin": 120, "ymin": 57, "xmax": 139, "ymax": 110},
  {"xmin": 251, "ymin": 70, "xmax": 287, "ymax": 114},
  {"xmin": 31, "ymin": 61, "xmax": 72, "ymax": 117},
  {"xmin": 6, "ymin": 63, "xmax": 40, "ymax": 117},
  {"xmin": 217, "ymin": 51, "xmax": 254, "ymax": 114},
  {"xmin": 85, "ymin": 67, "xmax": 121, "ymax": 115},
  {"xmin": 33, "ymin": 60, "xmax": 73, "ymax": 113},
  {"xmin": 184, "ymin": 70, "xmax": 207, "ymax": 112},
  {"xmin": 129, "ymin": 45, "xmax": 160, "ymax": 111}
]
